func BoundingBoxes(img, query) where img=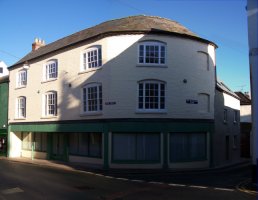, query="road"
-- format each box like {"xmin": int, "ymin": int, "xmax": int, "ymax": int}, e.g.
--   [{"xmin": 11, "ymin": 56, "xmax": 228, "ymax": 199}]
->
[{"xmin": 0, "ymin": 159, "xmax": 255, "ymax": 200}]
